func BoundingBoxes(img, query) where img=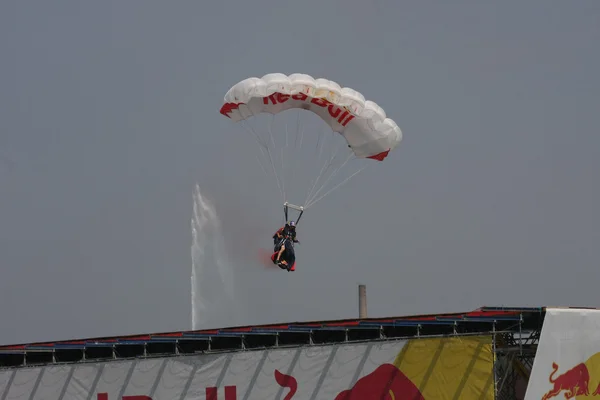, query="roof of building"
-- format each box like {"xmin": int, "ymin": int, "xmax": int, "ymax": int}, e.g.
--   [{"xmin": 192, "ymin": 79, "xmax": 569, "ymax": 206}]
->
[{"xmin": 0, "ymin": 306, "xmax": 547, "ymax": 368}]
